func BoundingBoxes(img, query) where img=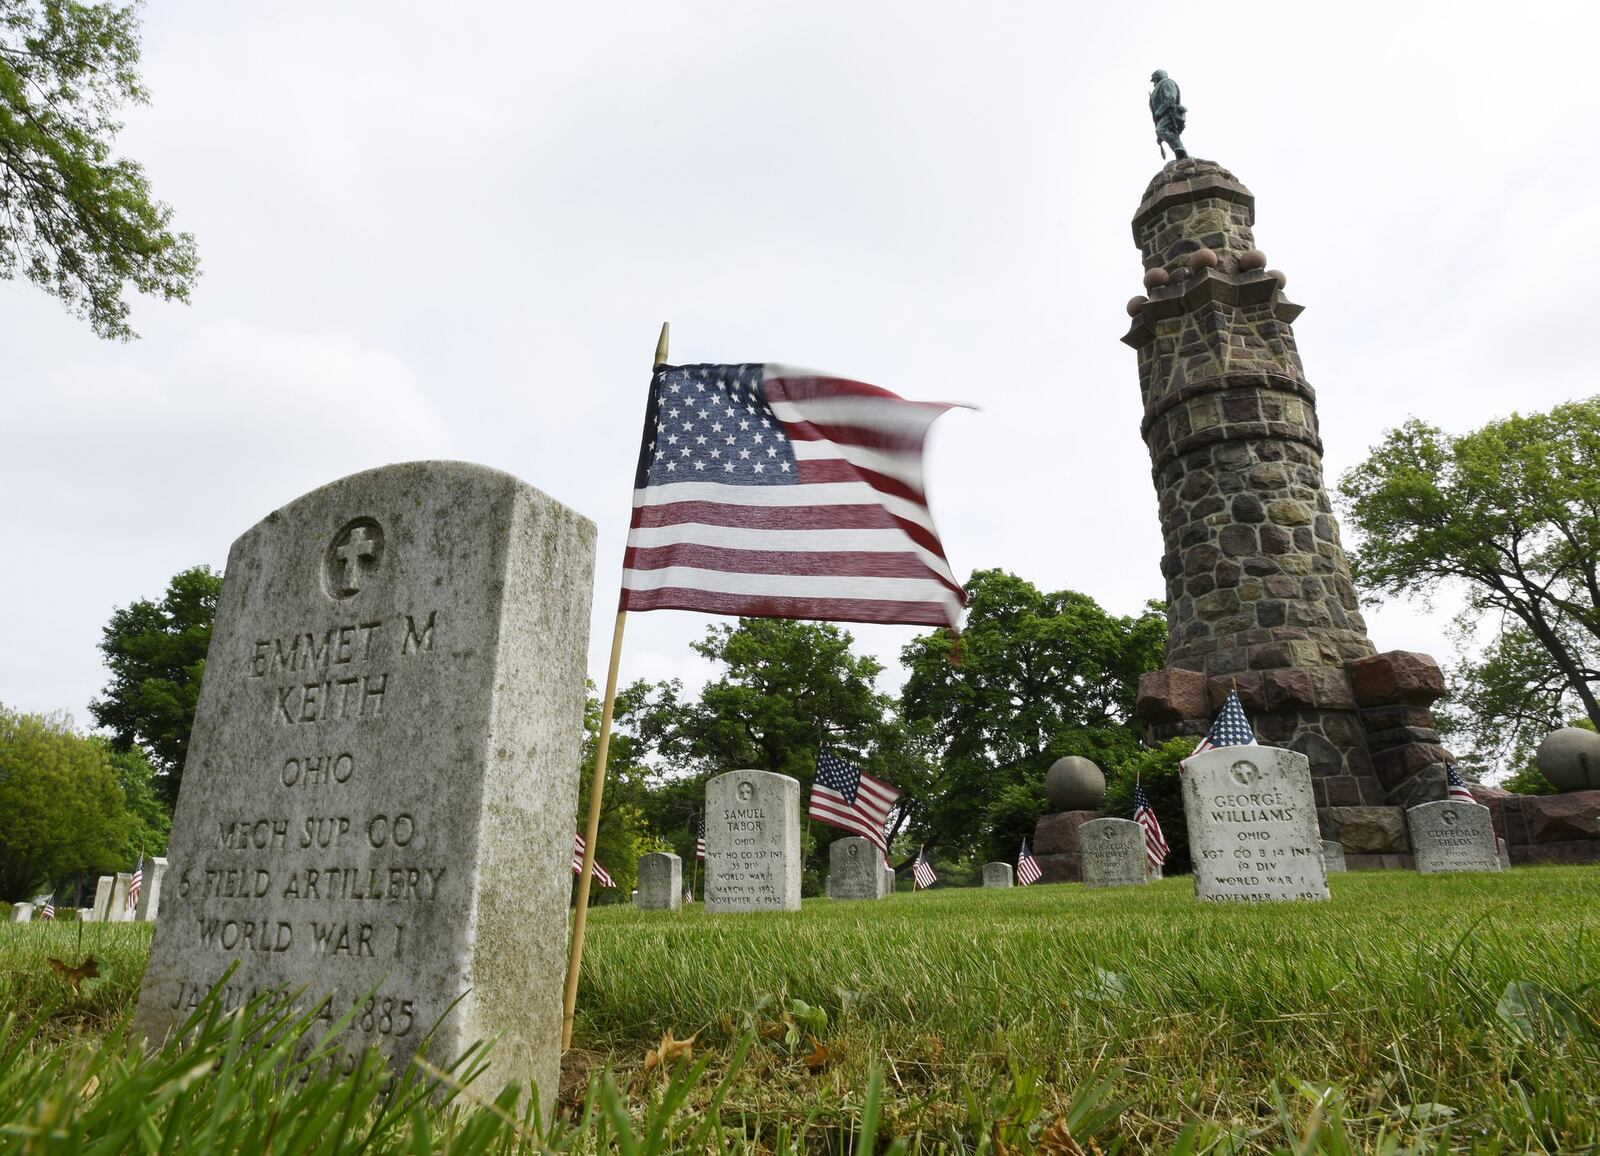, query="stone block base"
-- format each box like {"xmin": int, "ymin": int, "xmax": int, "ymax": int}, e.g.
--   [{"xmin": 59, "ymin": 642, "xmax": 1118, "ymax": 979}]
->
[
  {"xmin": 1345, "ymin": 852, "xmax": 1415, "ymax": 871},
  {"xmin": 1034, "ymin": 810, "xmax": 1098, "ymax": 855},
  {"xmin": 1033, "ymin": 852, "xmax": 1081, "ymax": 884},
  {"xmin": 1319, "ymin": 805, "xmax": 1408, "ymax": 853}
]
